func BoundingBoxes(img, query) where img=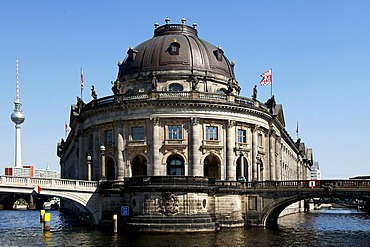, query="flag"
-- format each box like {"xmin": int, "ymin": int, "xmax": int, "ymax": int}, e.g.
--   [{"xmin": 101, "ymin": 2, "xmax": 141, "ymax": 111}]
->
[
  {"xmin": 65, "ymin": 121, "xmax": 69, "ymax": 137},
  {"xmin": 260, "ymin": 69, "xmax": 272, "ymax": 86},
  {"xmin": 80, "ymin": 68, "xmax": 84, "ymax": 91},
  {"xmin": 33, "ymin": 185, "xmax": 42, "ymax": 194}
]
